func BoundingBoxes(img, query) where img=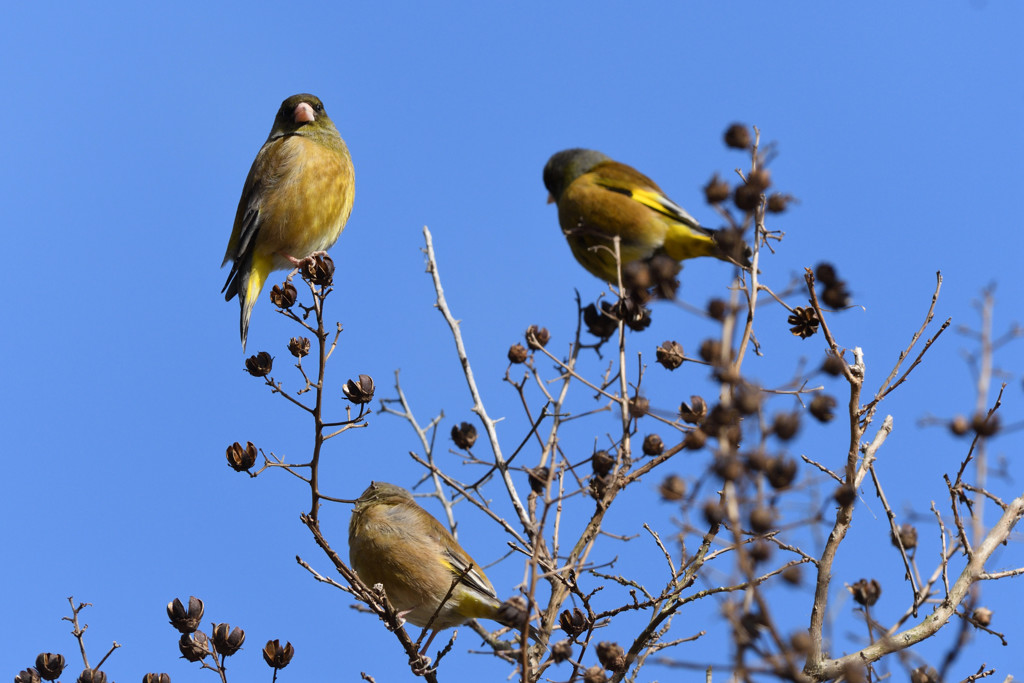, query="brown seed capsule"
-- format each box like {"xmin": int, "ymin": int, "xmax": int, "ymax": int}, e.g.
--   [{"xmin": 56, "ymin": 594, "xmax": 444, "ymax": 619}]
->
[
  {"xmin": 713, "ymin": 455, "xmax": 744, "ymax": 482},
  {"xmin": 35, "ymin": 654, "xmax": 65, "ymax": 681},
  {"xmin": 704, "ymin": 404, "xmax": 741, "ymax": 438},
  {"xmin": 583, "ymin": 302, "xmax": 618, "ymax": 339},
  {"xmin": 178, "ymin": 632, "xmax": 211, "ymax": 662},
  {"xmin": 744, "ymin": 449, "xmax": 769, "ymax": 472},
  {"xmin": 558, "ymin": 607, "xmax": 588, "ymax": 639},
  {"xmin": 749, "ymin": 507, "xmax": 774, "ymax": 534},
  {"xmin": 747, "ymin": 168, "xmax": 772, "ymax": 192},
  {"xmin": 591, "ymin": 450, "xmax": 615, "ymax": 477},
  {"xmin": 766, "ymin": 192, "xmax": 792, "ymax": 213},
  {"xmin": 789, "ymin": 630, "xmax": 812, "ymax": 654},
  {"xmin": 596, "ymin": 641, "xmax": 625, "ymax": 672},
  {"xmin": 263, "ymin": 640, "xmax": 295, "ymax": 669},
  {"xmin": 891, "ymin": 523, "xmax": 918, "ymax": 550},
  {"xmin": 971, "ymin": 412, "xmax": 1000, "ymax": 436},
  {"xmin": 850, "ymin": 578, "xmax": 882, "ymax": 606},
  {"xmin": 245, "ymin": 351, "xmax": 273, "ymax": 377},
  {"xmin": 288, "ymin": 336, "xmax": 311, "ymax": 358},
  {"xmin": 302, "ymin": 254, "xmax": 334, "ymax": 286},
  {"xmin": 142, "ymin": 675, "xmax": 171, "ymax": 683},
  {"xmin": 766, "ymin": 456, "xmax": 798, "ymax": 490},
  {"xmin": 703, "ymin": 500, "xmax": 725, "ymax": 525},
  {"xmin": 550, "ymin": 639, "xmax": 573, "ymax": 664},
  {"xmin": 451, "ymin": 422, "xmax": 478, "ymax": 450},
  {"xmin": 655, "ymin": 340, "xmax": 685, "ymax": 370},
  {"xmin": 724, "ymin": 123, "xmax": 752, "ymax": 149},
  {"xmin": 749, "ymin": 540, "xmax": 772, "ymax": 564},
  {"xmin": 583, "ymin": 665, "xmax": 609, "ymax": 683},
  {"xmin": 771, "ymin": 412, "xmax": 800, "ymax": 440},
  {"xmin": 682, "ymin": 428, "xmax": 707, "ymax": 450},
  {"xmin": 508, "ymin": 343, "xmax": 529, "ymax": 364},
  {"xmin": 15, "ymin": 670, "xmax": 41, "ymax": 683},
  {"xmin": 167, "ymin": 596, "xmax": 205, "ymax": 634},
  {"xmin": 679, "ymin": 396, "xmax": 707, "ymax": 424},
  {"xmin": 782, "ymin": 565, "xmax": 802, "ymax": 586},
  {"xmin": 972, "ymin": 607, "xmax": 993, "ymax": 627},
  {"xmin": 648, "ymin": 255, "xmax": 681, "ymax": 299},
  {"xmin": 735, "ymin": 385, "xmax": 761, "ymax": 415},
  {"xmin": 815, "ymin": 263, "xmax": 838, "ymax": 286},
  {"xmin": 621, "ymin": 301, "xmax": 653, "ymax": 332},
  {"xmin": 809, "ymin": 394, "xmax": 837, "ymax": 422},
  {"xmin": 623, "ymin": 260, "xmax": 652, "ymax": 293},
  {"xmin": 733, "ymin": 182, "xmax": 761, "ymax": 212},
  {"xmin": 589, "ymin": 473, "xmax": 614, "ymax": 499},
  {"xmin": 76, "ymin": 670, "xmax": 106, "ymax": 683},
  {"xmin": 226, "ymin": 441, "xmax": 257, "ymax": 472},
  {"xmin": 842, "ymin": 662, "xmax": 867, "ymax": 683},
  {"xmin": 211, "ymin": 623, "xmax": 246, "ymax": 657},
  {"xmin": 949, "ymin": 414, "xmax": 970, "ymax": 436},
  {"xmin": 699, "ymin": 338, "xmax": 723, "ymax": 363},
  {"xmin": 822, "ymin": 282, "xmax": 851, "ymax": 309},
  {"xmin": 715, "ymin": 227, "xmax": 750, "ymax": 265},
  {"xmin": 495, "ymin": 596, "xmax": 530, "ymax": 633},
  {"xmin": 525, "ymin": 325, "xmax": 550, "ymax": 350},
  {"xmin": 342, "ymin": 374, "xmax": 375, "ymax": 404},
  {"xmin": 658, "ymin": 474, "xmax": 686, "ymax": 501},
  {"xmin": 707, "ymin": 298, "xmax": 728, "ymax": 321},
  {"xmin": 268, "ymin": 282, "xmax": 297, "ymax": 308},
  {"xmin": 787, "ymin": 306, "xmax": 819, "ymax": 339},
  {"xmin": 642, "ymin": 433, "xmax": 664, "ymax": 456},
  {"xmin": 911, "ymin": 666, "xmax": 940, "ymax": 683},
  {"xmin": 704, "ymin": 173, "xmax": 731, "ymax": 204},
  {"xmin": 833, "ymin": 484, "xmax": 856, "ymax": 507},
  {"xmin": 528, "ymin": 466, "xmax": 550, "ymax": 494},
  {"xmin": 629, "ymin": 395, "xmax": 649, "ymax": 418},
  {"xmin": 821, "ymin": 353, "xmax": 845, "ymax": 376}
]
